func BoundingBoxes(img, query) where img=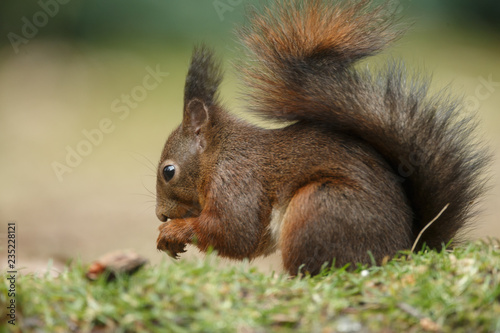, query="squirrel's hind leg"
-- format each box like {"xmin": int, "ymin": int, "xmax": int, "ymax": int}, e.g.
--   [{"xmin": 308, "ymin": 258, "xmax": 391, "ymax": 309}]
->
[{"xmin": 279, "ymin": 180, "xmax": 413, "ymax": 276}]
